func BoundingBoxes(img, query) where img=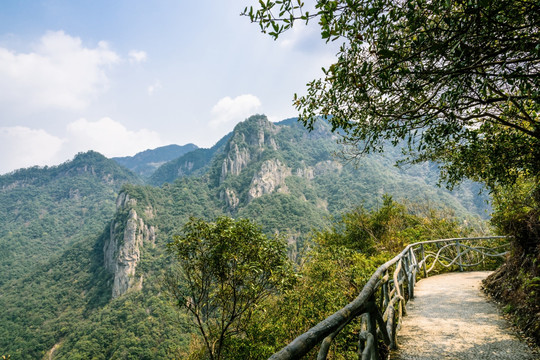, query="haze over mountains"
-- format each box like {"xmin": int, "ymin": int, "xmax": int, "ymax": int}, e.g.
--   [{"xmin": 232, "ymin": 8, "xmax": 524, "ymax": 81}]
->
[{"xmin": 0, "ymin": 115, "xmax": 490, "ymax": 359}]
